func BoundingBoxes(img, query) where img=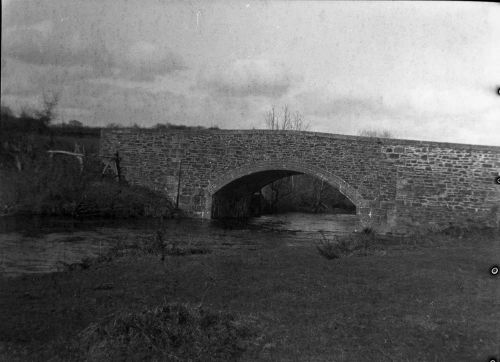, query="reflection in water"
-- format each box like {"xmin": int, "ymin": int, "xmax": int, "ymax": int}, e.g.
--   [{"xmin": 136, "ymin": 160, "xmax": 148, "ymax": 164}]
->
[
  {"xmin": 247, "ymin": 212, "xmax": 358, "ymax": 233},
  {"xmin": 0, "ymin": 213, "xmax": 358, "ymax": 278}
]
